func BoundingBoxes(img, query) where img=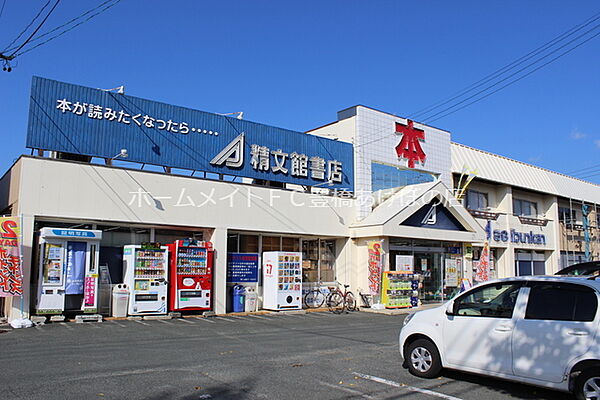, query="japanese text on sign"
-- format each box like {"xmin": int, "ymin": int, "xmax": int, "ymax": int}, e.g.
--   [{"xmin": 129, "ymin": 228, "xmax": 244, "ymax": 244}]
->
[{"xmin": 0, "ymin": 217, "xmax": 22, "ymax": 297}]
